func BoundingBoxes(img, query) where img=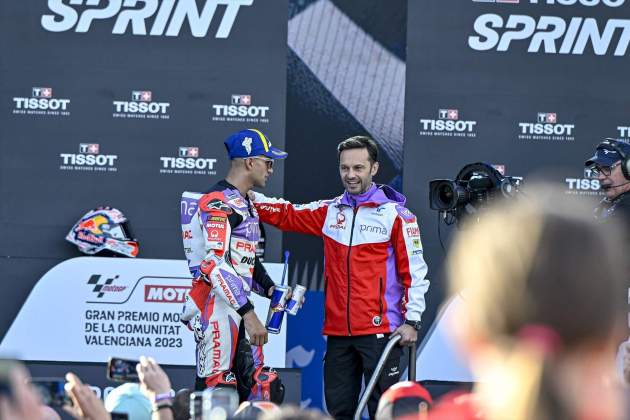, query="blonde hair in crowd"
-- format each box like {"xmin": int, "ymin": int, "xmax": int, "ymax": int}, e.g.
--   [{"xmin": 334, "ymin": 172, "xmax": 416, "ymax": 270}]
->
[{"xmin": 447, "ymin": 184, "xmax": 628, "ymax": 420}]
